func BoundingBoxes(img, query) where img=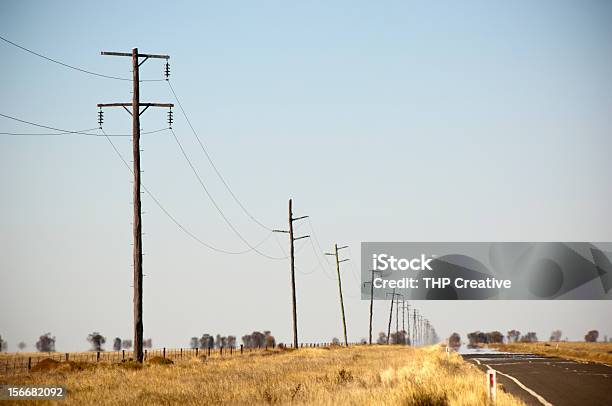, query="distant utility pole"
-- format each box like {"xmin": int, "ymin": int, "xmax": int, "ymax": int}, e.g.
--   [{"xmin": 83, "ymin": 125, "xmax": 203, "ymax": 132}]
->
[
  {"xmin": 273, "ymin": 199, "xmax": 309, "ymax": 349},
  {"xmin": 97, "ymin": 48, "xmax": 172, "ymax": 363},
  {"xmin": 364, "ymin": 269, "xmax": 382, "ymax": 345},
  {"xmin": 404, "ymin": 302, "xmax": 411, "ymax": 345},
  {"xmin": 325, "ymin": 243, "xmax": 349, "ymax": 346},
  {"xmin": 413, "ymin": 309, "xmax": 418, "ymax": 346},
  {"xmin": 401, "ymin": 299, "xmax": 405, "ymax": 339},
  {"xmin": 386, "ymin": 290, "xmax": 401, "ymax": 344},
  {"xmin": 419, "ymin": 315, "xmax": 424, "ymax": 346}
]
